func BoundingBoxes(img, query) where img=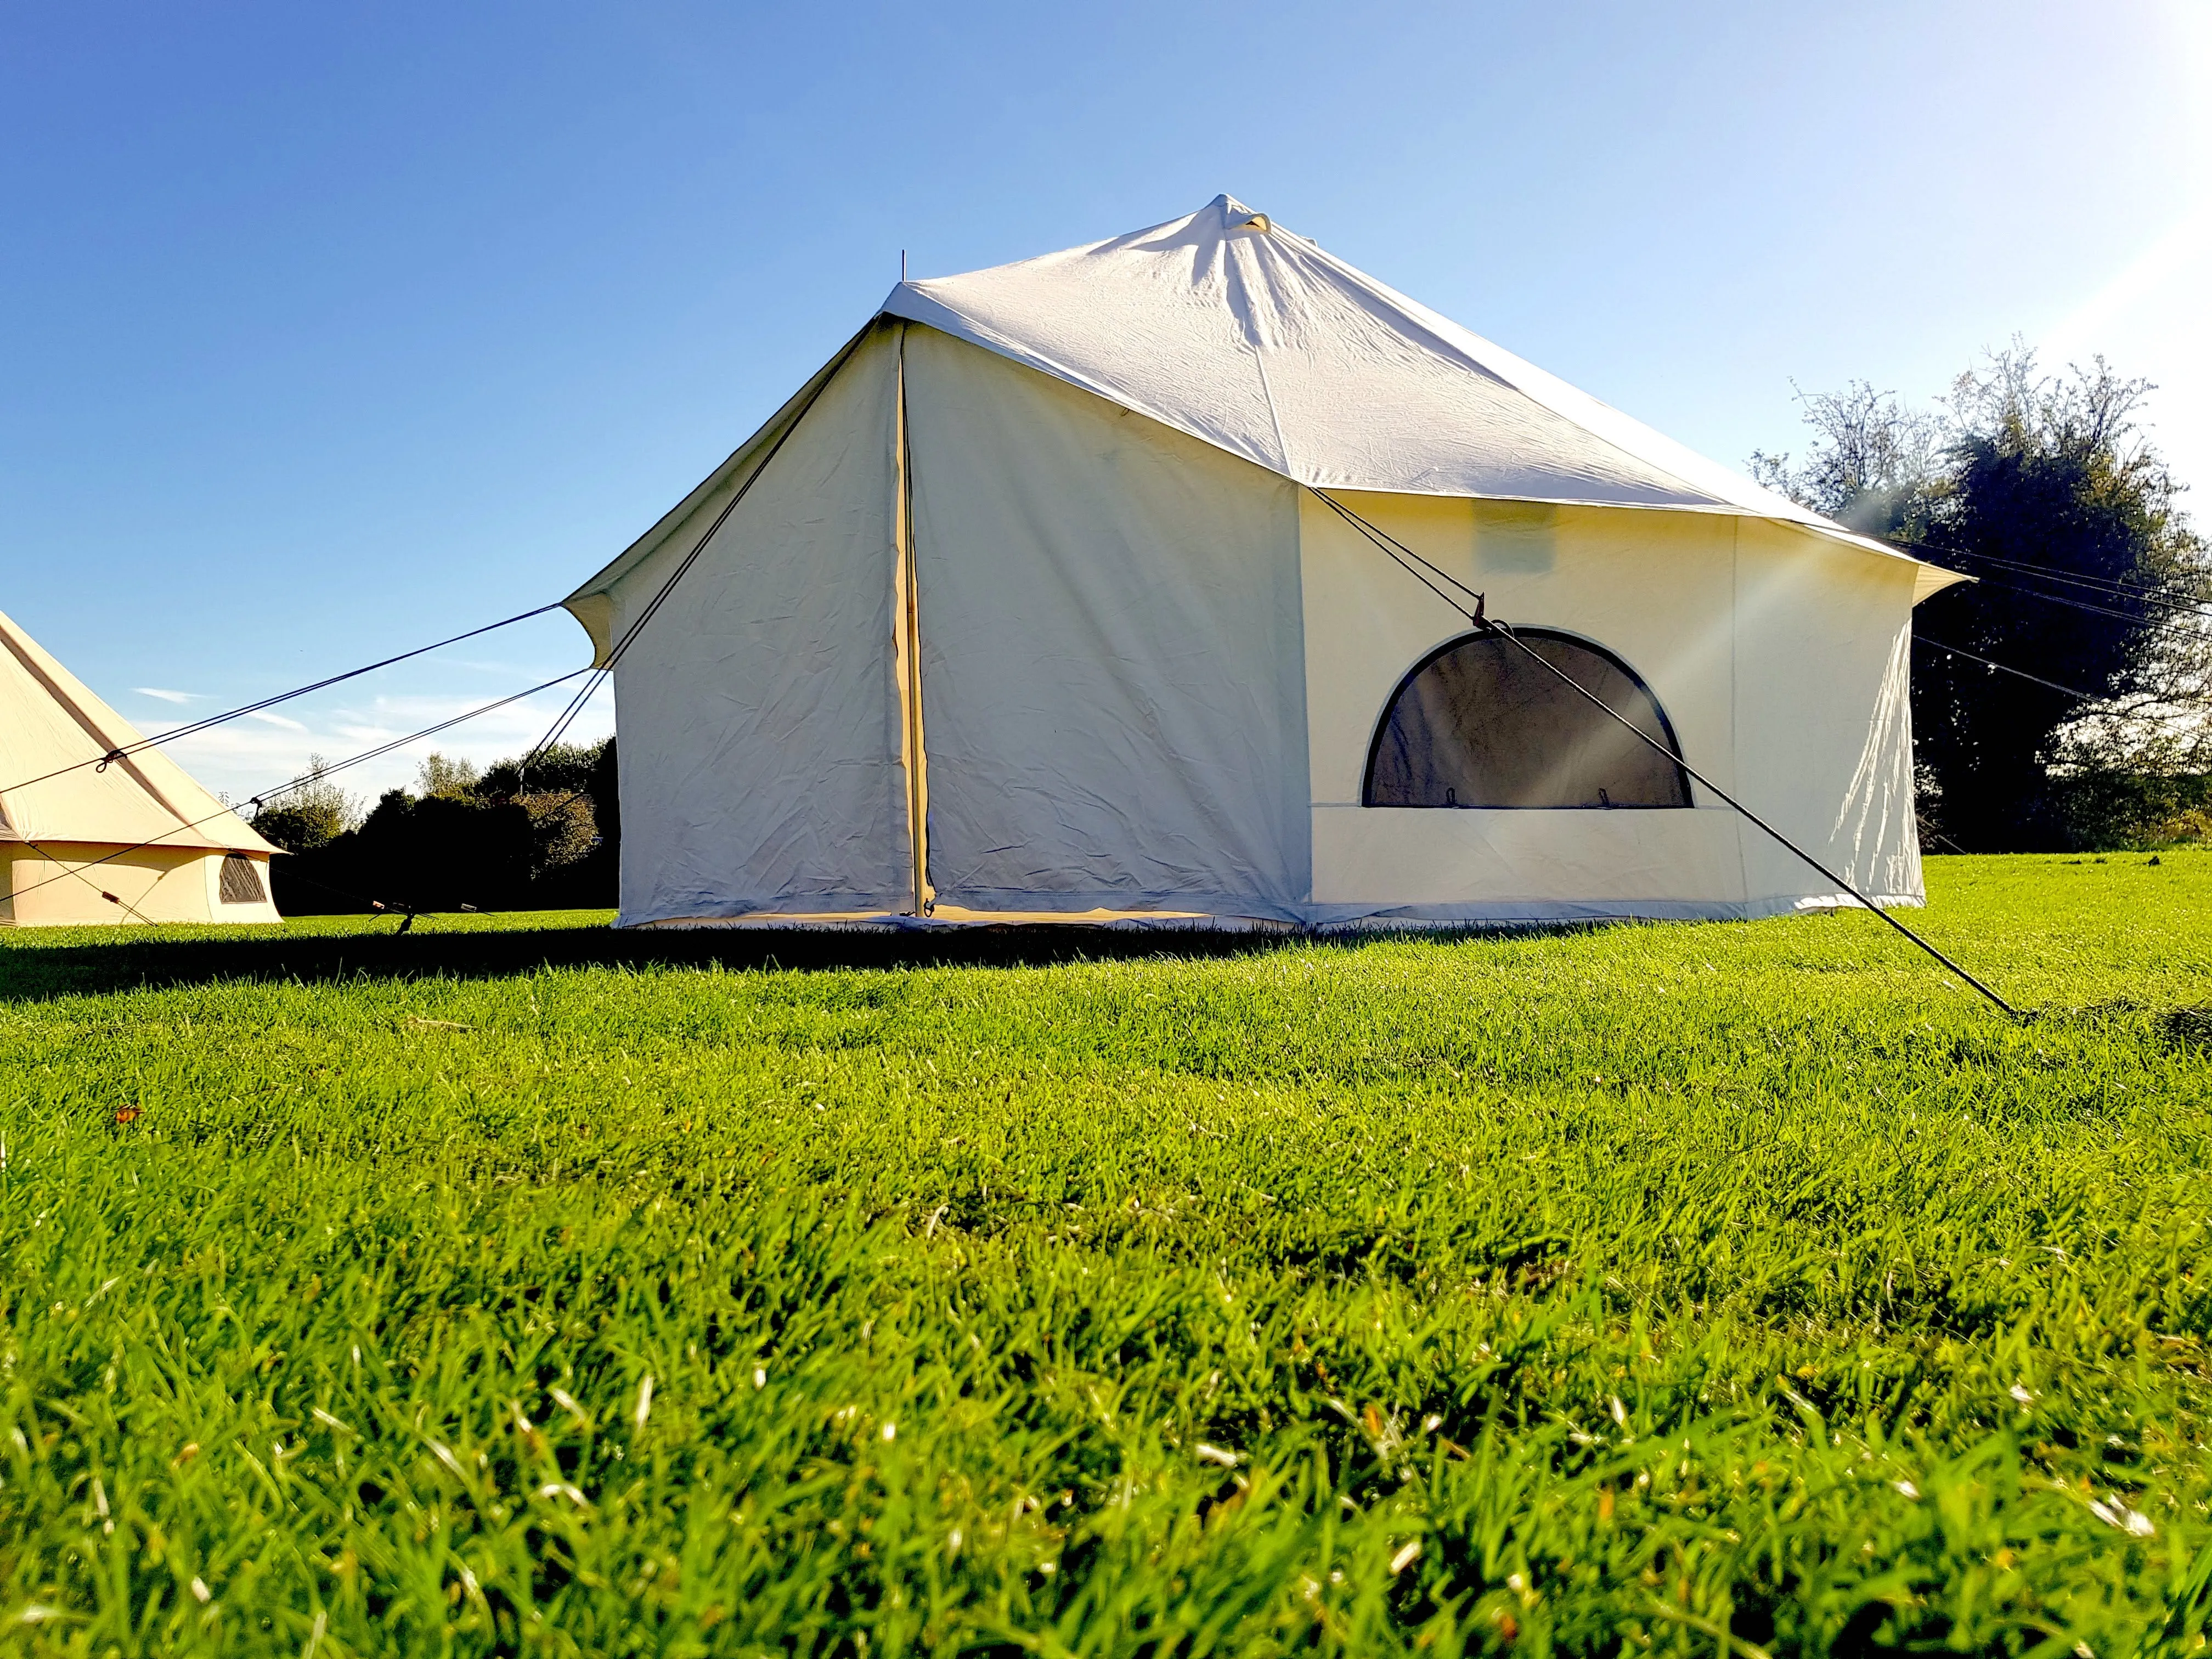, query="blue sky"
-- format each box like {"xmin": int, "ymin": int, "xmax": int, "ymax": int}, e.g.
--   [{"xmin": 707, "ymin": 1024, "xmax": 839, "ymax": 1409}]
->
[{"xmin": 4, "ymin": 1, "xmax": 2205, "ymax": 805}]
